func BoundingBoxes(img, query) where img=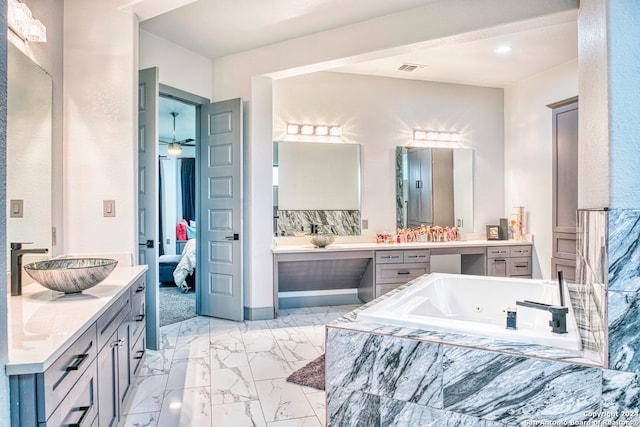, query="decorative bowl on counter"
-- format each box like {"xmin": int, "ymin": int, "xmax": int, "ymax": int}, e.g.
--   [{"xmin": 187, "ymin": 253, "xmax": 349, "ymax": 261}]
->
[
  {"xmin": 24, "ymin": 258, "xmax": 119, "ymax": 294},
  {"xmin": 308, "ymin": 234, "xmax": 337, "ymax": 248}
]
